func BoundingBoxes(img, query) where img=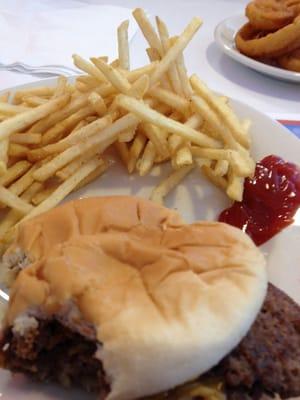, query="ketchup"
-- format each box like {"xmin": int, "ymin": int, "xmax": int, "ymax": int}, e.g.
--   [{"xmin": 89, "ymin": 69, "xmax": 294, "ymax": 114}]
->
[{"xmin": 219, "ymin": 155, "xmax": 300, "ymax": 246}]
